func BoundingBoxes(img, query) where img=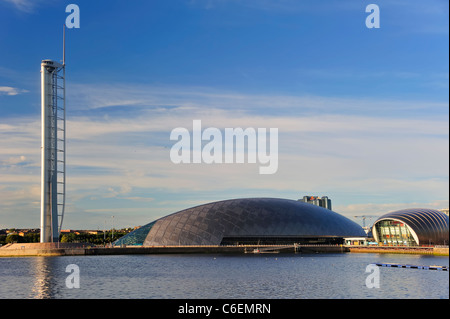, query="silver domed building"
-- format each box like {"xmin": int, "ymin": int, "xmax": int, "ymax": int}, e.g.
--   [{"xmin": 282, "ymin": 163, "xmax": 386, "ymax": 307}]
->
[
  {"xmin": 372, "ymin": 208, "xmax": 449, "ymax": 246},
  {"xmin": 115, "ymin": 198, "xmax": 366, "ymax": 246}
]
